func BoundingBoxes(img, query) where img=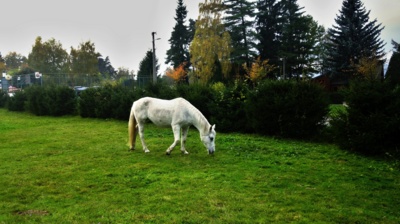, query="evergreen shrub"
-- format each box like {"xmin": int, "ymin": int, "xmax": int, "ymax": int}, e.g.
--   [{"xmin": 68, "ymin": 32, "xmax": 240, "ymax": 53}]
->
[
  {"xmin": 246, "ymin": 80, "xmax": 329, "ymax": 138},
  {"xmin": 330, "ymin": 81, "xmax": 400, "ymax": 156},
  {"xmin": 25, "ymin": 85, "xmax": 77, "ymax": 116},
  {"xmin": 176, "ymin": 83, "xmax": 215, "ymax": 119},
  {"xmin": 143, "ymin": 81, "xmax": 178, "ymax": 100},
  {"xmin": 78, "ymin": 84, "xmax": 147, "ymax": 120},
  {"xmin": 6, "ymin": 91, "xmax": 27, "ymax": 112},
  {"xmin": 210, "ymin": 81, "xmax": 249, "ymax": 133},
  {"xmin": 78, "ymin": 87, "xmax": 98, "ymax": 118}
]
